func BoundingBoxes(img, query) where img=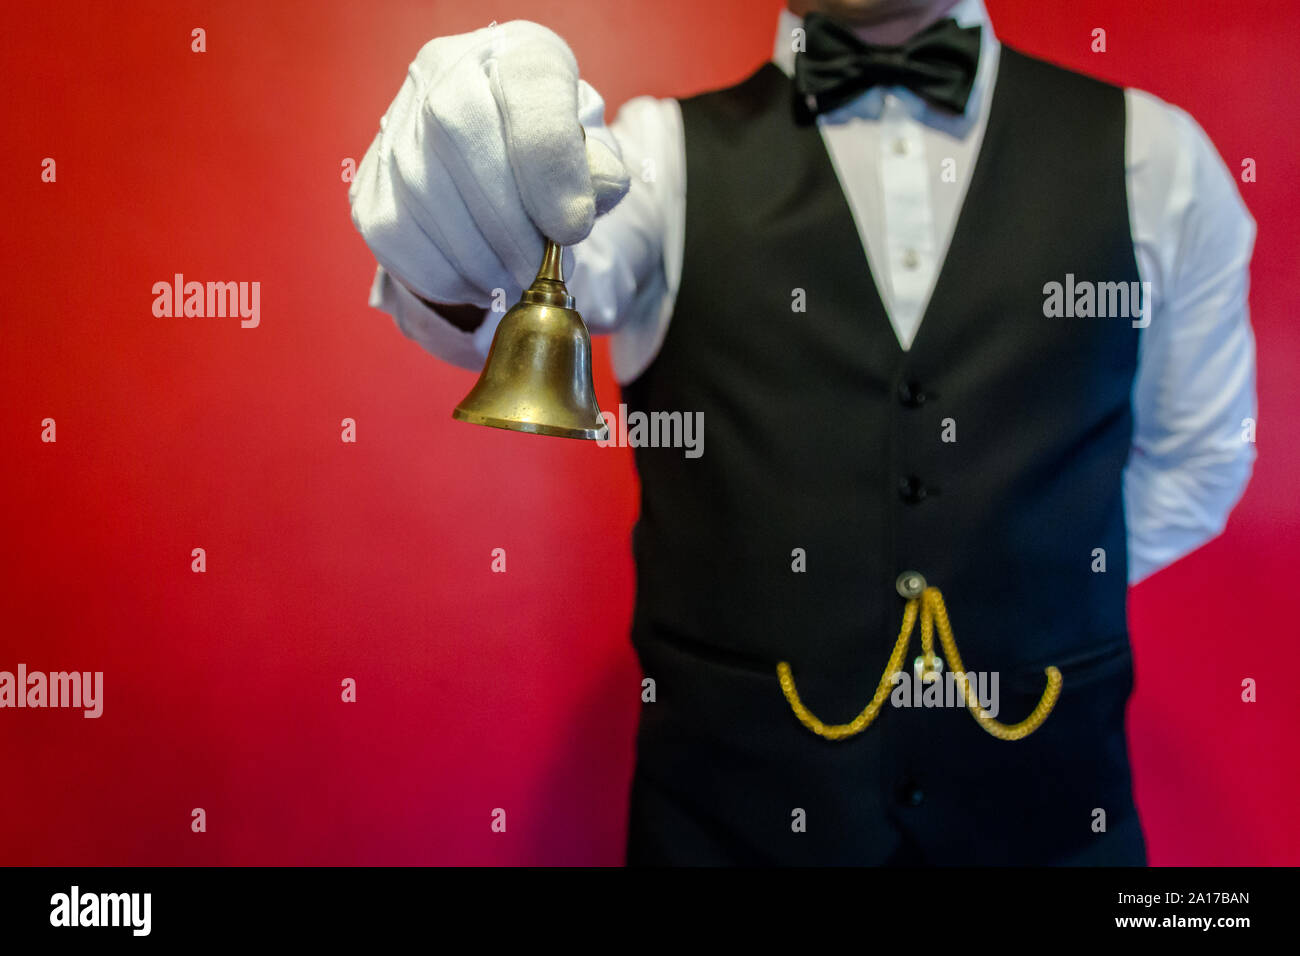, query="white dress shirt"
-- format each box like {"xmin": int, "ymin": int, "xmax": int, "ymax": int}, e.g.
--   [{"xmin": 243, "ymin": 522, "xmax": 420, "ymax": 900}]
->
[{"xmin": 369, "ymin": 0, "xmax": 1257, "ymax": 586}]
